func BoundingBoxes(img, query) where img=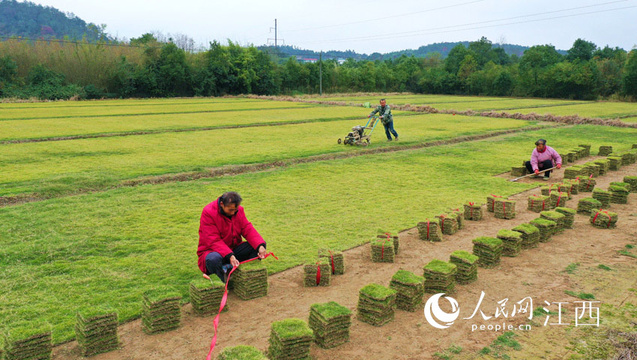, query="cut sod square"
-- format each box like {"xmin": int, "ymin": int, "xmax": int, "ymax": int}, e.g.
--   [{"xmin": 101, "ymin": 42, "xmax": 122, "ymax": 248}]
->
[
  {"xmin": 75, "ymin": 306, "xmax": 119, "ymax": 357},
  {"xmin": 577, "ymin": 197, "xmax": 603, "ymax": 215},
  {"xmin": 303, "ymin": 258, "xmax": 332, "ymax": 287},
  {"xmin": 527, "ymin": 194, "xmax": 549, "ymax": 213},
  {"xmin": 598, "ymin": 145, "xmax": 613, "ymax": 156},
  {"xmin": 423, "ymin": 259, "xmax": 457, "ymax": 294},
  {"xmin": 463, "ymin": 202, "xmax": 484, "ymax": 221},
  {"xmin": 218, "ymin": 345, "xmax": 267, "ymax": 360},
  {"xmin": 540, "ymin": 210, "xmax": 567, "ymax": 233},
  {"xmin": 512, "ymin": 223, "xmax": 540, "ymax": 249},
  {"xmin": 511, "ymin": 166, "xmax": 527, "ymax": 177},
  {"xmin": 141, "ymin": 287, "xmax": 182, "ymax": 334},
  {"xmin": 318, "ymin": 248, "xmax": 345, "ymax": 275},
  {"xmin": 357, "ymin": 284, "xmax": 397, "ymax": 327},
  {"xmin": 608, "ymin": 156, "xmax": 623, "ymax": 171},
  {"xmin": 370, "ymin": 237, "xmax": 395, "ymax": 263},
  {"xmin": 189, "ymin": 277, "xmax": 226, "ymax": 316},
  {"xmin": 308, "ymin": 301, "xmax": 352, "ymax": 349},
  {"xmin": 540, "ymin": 184, "xmax": 558, "ymax": 197},
  {"xmin": 609, "ymin": 184, "xmax": 630, "ymax": 204},
  {"xmin": 472, "ymin": 237, "xmax": 503, "ymax": 268},
  {"xmin": 389, "ymin": 269, "xmax": 425, "ymax": 312},
  {"xmin": 436, "ymin": 213, "xmax": 459, "ymax": 235},
  {"xmin": 592, "ymin": 188, "xmax": 611, "ymax": 208},
  {"xmin": 624, "ymin": 176, "xmax": 637, "ymax": 193},
  {"xmin": 593, "ymin": 159, "xmax": 610, "ymax": 175},
  {"xmin": 494, "ymin": 199, "xmax": 516, "ymax": 220},
  {"xmin": 529, "ymin": 218, "xmax": 557, "ymax": 243},
  {"xmin": 579, "ymin": 178, "xmax": 597, "ymax": 193},
  {"xmin": 589, "ymin": 209, "xmax": 618, "ymax": 229},
  {"xmin": 554, "ymin": 207, "xmax": 576, "ymax": 229},
  {"xmin": 233, "ymin": 261, "xmax": 269, "ymax": 300},
  {"xmin": 417, "ymin": 219, "xmax": 443, "ymax": 242},
  {"xmin": 487, "ymin": 194, "xmax": 505, "ymax": 213},
  {"xmin": 496, "ymin": 229, "xmax": 523, "ymax": 257},
  {"xmin": 549, "ymin": 192, "xmax": 569, "ymax": 209},
  {"xmin": 448, "ymin": 208, "xmax": 465, "ymax": 229},
  {"xmin": 1, "ymin": 321, "xmax": 52, "ymax": 360},
  {"xmin": 449, "ymin": 250, "xmax": 479, "ymax": 284},
  {"xmin": 564, "ymin": 166, "xmax": 583, "ymax": 179},
  {"xmin": 267, "ymin": 318, "xmax": 313, "ymax": 360},
  {"xmin": 376, "ymin": 233, "xmax": 399, "ymax": 255}
]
